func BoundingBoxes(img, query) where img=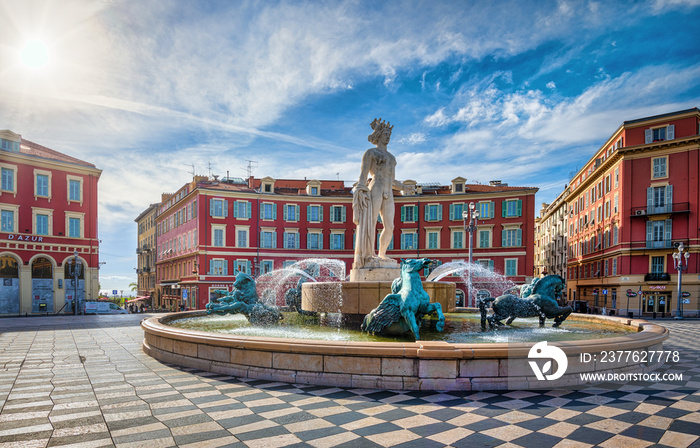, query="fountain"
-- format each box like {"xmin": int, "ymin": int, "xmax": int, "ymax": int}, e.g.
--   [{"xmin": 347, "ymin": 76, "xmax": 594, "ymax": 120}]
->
[{"xmin": 142, "ymin": 119, "xmax": 669, "ymax": 390}]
